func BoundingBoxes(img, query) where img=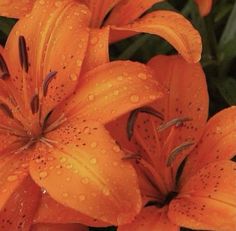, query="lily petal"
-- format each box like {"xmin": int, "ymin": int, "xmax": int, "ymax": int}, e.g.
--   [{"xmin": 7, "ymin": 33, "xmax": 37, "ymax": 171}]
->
[
  {"xmin": 148, "ymin": 55, "xmax": 208, "ymax": 173},
  {"xmin": 82, "ymin": 26, "xmax": 110, "ymax": 73},
  {"xmin": 85, "ymin": 0, "xmax": 122, "ymax": 27},
  {"xmin": 110, "ymin": 11, "xmax": 202, "ymax": 63},
  {"xmin": 106, "ymin": 0, "xmax": 164, "ymax": 26},
  {"xmin": 31, "ymin": 224, "xmax": 88, "ymax": 231},
  {"xmin": 0, "ymin": 176, "xmax": 41, "ymax": 231},
  {"xmin": 29, "ymin": 119, "xmax": 141, "ymax": 225},
  {"xmin": 0, "ymin": 0, "xmax": 34, "ymax": 18},
  {"xmin": 181, "ymin": 106, "xmax": 236, "ymax": 185},
  {"xmin": 195, "ymin": 0, "xmax": 213, "ymax": 16},
  {"xmin": 34, "ymin": 194, "xmax": 110, "ymax": 227},
  {"xmin": 5, "ymin": 0, "xmax": 90, "ymax": 118},
  {"xmin": 118, "ymin": 206, "xmax": 179, "ymax": 231},
  {"xmin": 0, "ymin": 149, "xmax": 30, "ymax": 209},
  {"xmin": 61, "ymin": 60, "xmax": 163, "ymax": 124},
  {"xmin": 169, "ymin": 161, "xmax": 236, "ymax": 231}
]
